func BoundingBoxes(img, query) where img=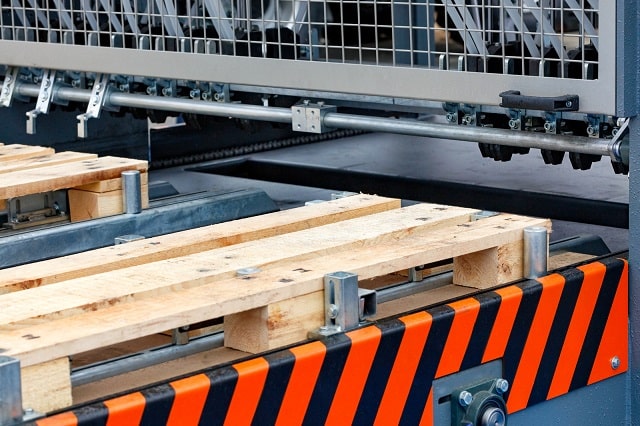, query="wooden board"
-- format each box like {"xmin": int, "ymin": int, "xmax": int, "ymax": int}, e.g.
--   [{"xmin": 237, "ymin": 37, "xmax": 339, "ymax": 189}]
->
[
  {"xmin": 0, "ymin": 144, "xmax": 54, "ymax": 163},
  {"xmin": 0, "ymin": 212, "xmax": 549, "ymax": 367},
  {"xmin": 68, "ymin": 184, "xmax": 150, "ymax": 221},
  {"xmin": 73, "ymin": 172, "xmax": 149, "ymax": 193},
  {"xmin": 0, "ymin": 203, "xmax": 478, "ymax": 326},
  {"xmin": 0, "ymin": 194, "xmax": 401, "ymax": 293},
  {"xmin": 0, "ymin": 156, "xmax": 147, "ymax": 199},
  {"xmin": 0, "ymin": 151, "xmax": 98, "ymax": 174}
]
